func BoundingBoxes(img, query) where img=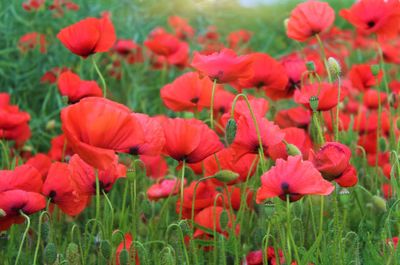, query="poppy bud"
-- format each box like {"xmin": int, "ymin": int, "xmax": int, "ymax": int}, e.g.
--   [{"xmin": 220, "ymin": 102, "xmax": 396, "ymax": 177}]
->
[
  {"xmin": 100, "ymin": 240, "xmax": 112, "ymax": 260},
  {"xmin": 41, "ymin": 222, "xmax": 50, "ymax": 243},
  {"xmin": 119, "ymin": 249, "xmax": 129, "ymax": 265},
  {"xmin": 66, "ymin": 242, "xmax": 80, "ymax": 264},
  {"xmin": 309, "ymin": 96, "xmax": 319, "ymax": 112},
  {"xmin": 283, "ymin": 18, "xmax": 289, "ymax": 32},
  {"xmin": 219, "ymin": 210, "xmax": 229, "ymax": 230},
  {"xmin": 372, "ymin": 195, "xmax": 387, "ymax": 212},
  {"xmin": 46, "ymin": 119, "xmax": 56, "ymax": 131},
  {"xmin": 379, "ymin": 137, "xmax": 387, "ymax": 152},
  {"xmin": 225, "ymin": 118, "xmax": 237, "ymax": 145},
  {"xmin": 0, "ymin": 209, "xmax": 5, "ymax": 217},
  {"xmin": 370, "ymin": 65, "xmax": 380, "ymax": 76},
  {"xmin": 306, "ymin": 61, "xmax": 316, "ymax": 72},
  {"xmin": 43, "ymin": 243, "xmax": 57, "ymax": 265},
  {"xmin": 327, "ymin": 57, "xmax": 341, "ymax": 77},
  {"xmin": 286, "ymin": 143, "xmax": 302, "ymax": 156},
  {"xmin": 213, "ymin": 170, "xmax": 239, "ymax": 183}
]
